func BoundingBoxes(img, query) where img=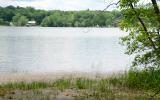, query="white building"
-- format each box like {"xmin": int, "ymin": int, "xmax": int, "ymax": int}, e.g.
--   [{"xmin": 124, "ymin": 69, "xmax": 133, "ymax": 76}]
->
[{"xmin": 26, "ymin": 21, "xmax": 36, "ymax": 26}]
